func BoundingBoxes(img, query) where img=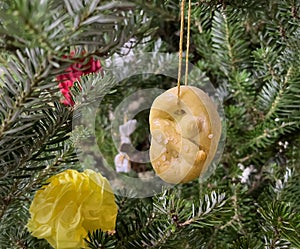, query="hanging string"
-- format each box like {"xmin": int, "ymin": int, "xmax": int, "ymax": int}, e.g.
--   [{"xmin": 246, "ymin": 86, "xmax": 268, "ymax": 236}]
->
[
  {"xmin": 177, "ymin": 0, "xmax": 192, "ymax": 97},
  {"xmin": 177, "ymin": 0, "xmax": 185, "ymax": 99},
  {"xmin": 184, "ymin": 0, "xmax": 192, "ymax": 86}
]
